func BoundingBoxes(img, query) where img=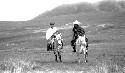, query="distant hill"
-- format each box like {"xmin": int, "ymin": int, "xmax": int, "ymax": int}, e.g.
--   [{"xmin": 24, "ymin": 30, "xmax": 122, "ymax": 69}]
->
[
  {"xmin": 30, "ymin": 0, "xmax": 125, "ymax": 27},
  {"xmin": 0, "ymin": 1, "xmax": 125, "ymax": 29},
  {"xmin": 36, "ymin": 3, "xmax": 97, "ymax": 18}
]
